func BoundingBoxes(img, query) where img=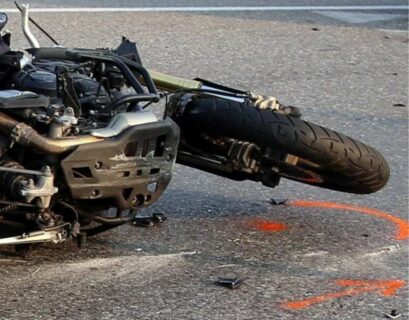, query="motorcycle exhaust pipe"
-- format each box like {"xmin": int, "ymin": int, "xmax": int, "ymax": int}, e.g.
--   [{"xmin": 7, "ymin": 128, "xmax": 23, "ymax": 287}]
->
[{"xmin": 0, "ymin": 112, "xmax": 103, "ymax": 154}]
